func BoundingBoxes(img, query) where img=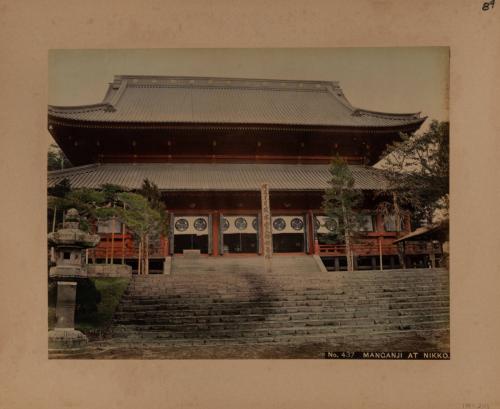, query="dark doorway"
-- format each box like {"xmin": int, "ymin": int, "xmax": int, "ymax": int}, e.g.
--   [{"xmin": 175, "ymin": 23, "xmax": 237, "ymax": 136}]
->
[
  {"xmin": 272, "ymin": 234, "xmax": 304, "ymax": 253},
  {"xmin": 223, "ymin": 233, "xmax": 258, "ymax": 253},
  {"xmin": 174, "ymin": 234, "xmax": 209, "ymax": 254}
]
